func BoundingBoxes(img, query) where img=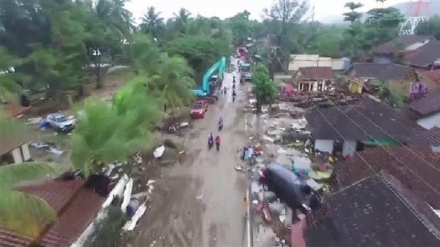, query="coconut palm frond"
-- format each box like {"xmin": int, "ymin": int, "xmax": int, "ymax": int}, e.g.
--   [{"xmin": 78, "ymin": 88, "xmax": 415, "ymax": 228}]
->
[
  {"xmin": 0, "ymin": 190, "xmax": 57, "ymax": 237},
  {"xmin": 0, "ymin": 162, "xmax": 56, "ymax": 189}
]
